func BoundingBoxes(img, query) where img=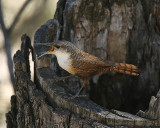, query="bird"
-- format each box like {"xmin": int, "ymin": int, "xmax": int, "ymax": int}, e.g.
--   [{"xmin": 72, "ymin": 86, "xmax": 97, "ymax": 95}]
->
[{"xmin": 37, "ymin": 40, "xmax": 139, "ymax": 99}]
